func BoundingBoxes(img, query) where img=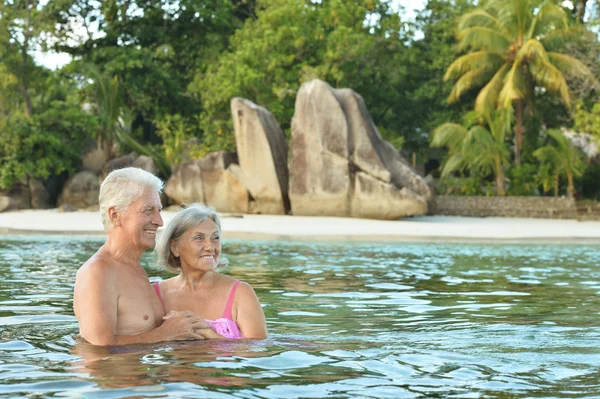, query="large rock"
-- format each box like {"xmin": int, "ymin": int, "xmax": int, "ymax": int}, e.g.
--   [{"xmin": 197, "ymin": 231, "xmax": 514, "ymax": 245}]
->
[
  {"xmin": 82, "ymin": 149, "xmax": 109, "ymax": 174},
  {"xmin": 164, "ymin": 152, "xmax": 249, "ymax": 213},
  {"xmin": 58, "ymin": 171, "xmax": 100, "ymax": 209},
  {"xmin": 133, "ymin": 155, "xmax": 160, "ymax": 176},
  {"xmin": 333, "ymin": 89, "xmax": 432, "ymax": 201},
  {"xmin": 231, "ymin": 97, "xmax": 289, "ymax": 215},
  {"xmin": 100, "ymin": 152, "xmax": 138, "ymax": 180},
  {"xmin": 289, "ymin": 79, "xmax": 430, "ymax": 219},
  {"xmin": 207, "ymin": 164, "xmax": 249, "ymax": 214},
  {"xmin": 164, "ymin": 160, "xmax": 204, "ymax": 204},
  {"xmin": 0, "ymin": 183, "xmax": 31, "ymax": 213},
  {"xmin": 29, "ymin": 179, "xmax": 51, "ymax": 209}
]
